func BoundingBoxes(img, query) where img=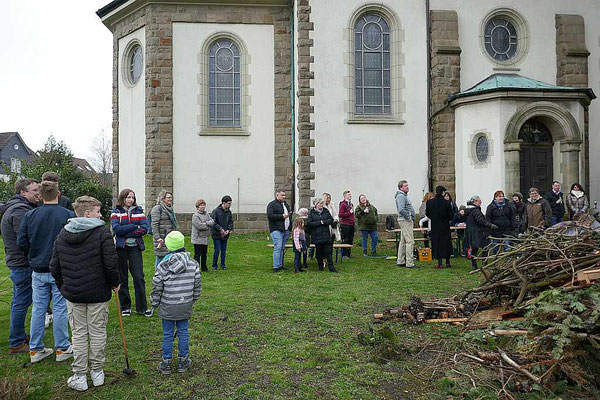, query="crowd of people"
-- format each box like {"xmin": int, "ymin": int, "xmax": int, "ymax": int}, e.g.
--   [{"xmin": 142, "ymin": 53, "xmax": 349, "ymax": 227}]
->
[{"xmin": 1, "ymin": 170, "xmax": 593, "ymax": 392}]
